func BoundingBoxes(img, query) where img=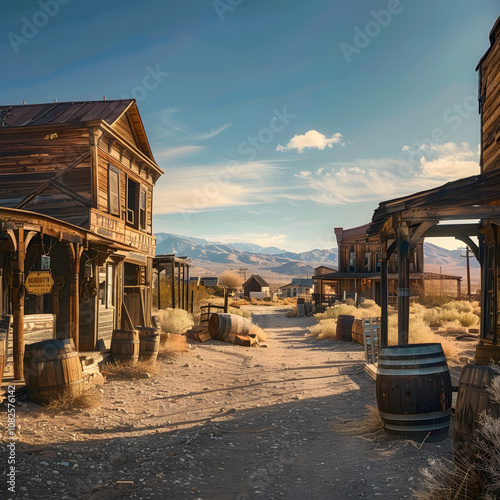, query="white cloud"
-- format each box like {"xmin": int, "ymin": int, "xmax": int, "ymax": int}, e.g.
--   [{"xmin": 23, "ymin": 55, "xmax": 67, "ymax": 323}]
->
[
  {"xmin": 276, "ymin": 130, "xmax": 343, "ymax": 153},
  {"xmin": 315, "ymin": 167, "xmax": 324, "ymax": 175},
  {"xmin": 153, "ymin": 162, "xmax": 280, "ymax": 214},
  {"xmin": 294, "ymin": 170, "xmax": 312, "ymax": 179},
  {"xmin": 292, "ymin": 142, "xmax": 480, "ymax": 206}
]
